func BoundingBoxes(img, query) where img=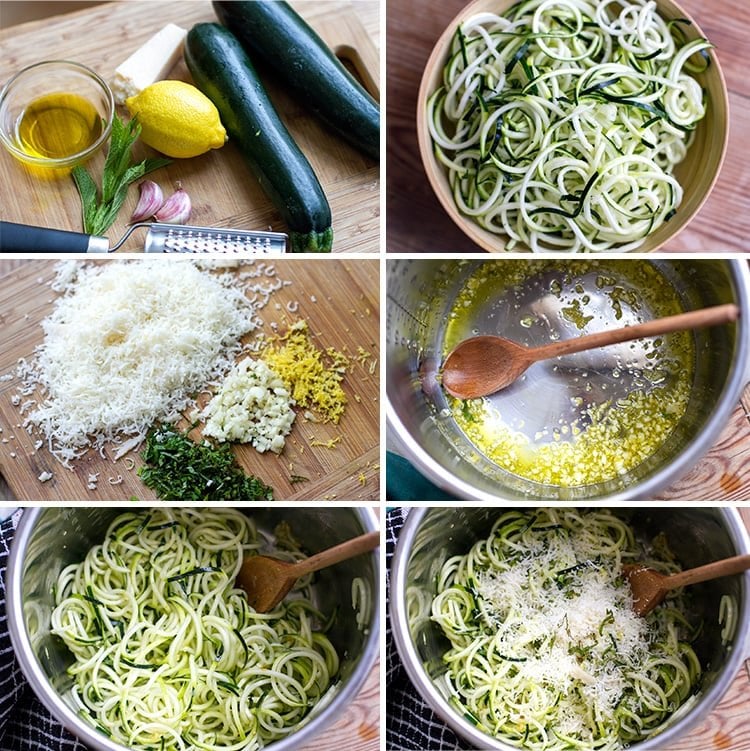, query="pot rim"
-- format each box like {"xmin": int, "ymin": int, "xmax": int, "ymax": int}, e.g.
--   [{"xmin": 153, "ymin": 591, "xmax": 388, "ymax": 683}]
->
[
  {"xmin": 7, "ymin": 507, "xmax": 381, "ymax": 751},
  {"xmin": 390, "ymin": 506, "xmax": 750, "ymax": 751},
  {"xmin": 386, "ymin": 258, "xmax": 750, "ymax": 503}
]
